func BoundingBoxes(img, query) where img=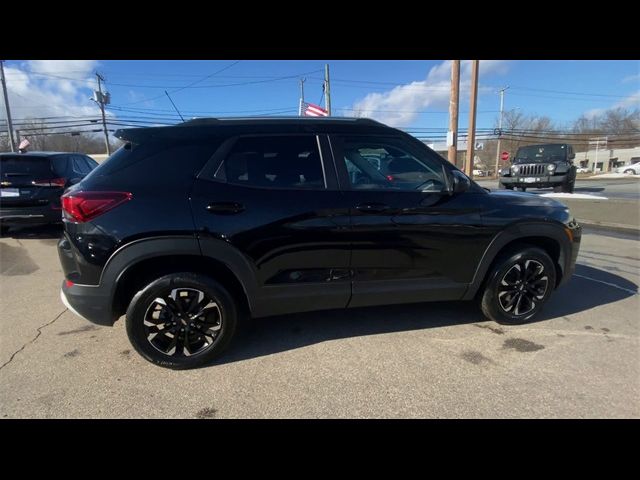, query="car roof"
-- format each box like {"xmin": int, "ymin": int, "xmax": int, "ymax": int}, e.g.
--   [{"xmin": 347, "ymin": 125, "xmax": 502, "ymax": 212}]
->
[
  {"xmin": 115, "ymin": 116, "xmax": 396, "ymax": 143},
  {"xmin": 0, "ymin": 151, "xmax": 73, "ymax": 157}
]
